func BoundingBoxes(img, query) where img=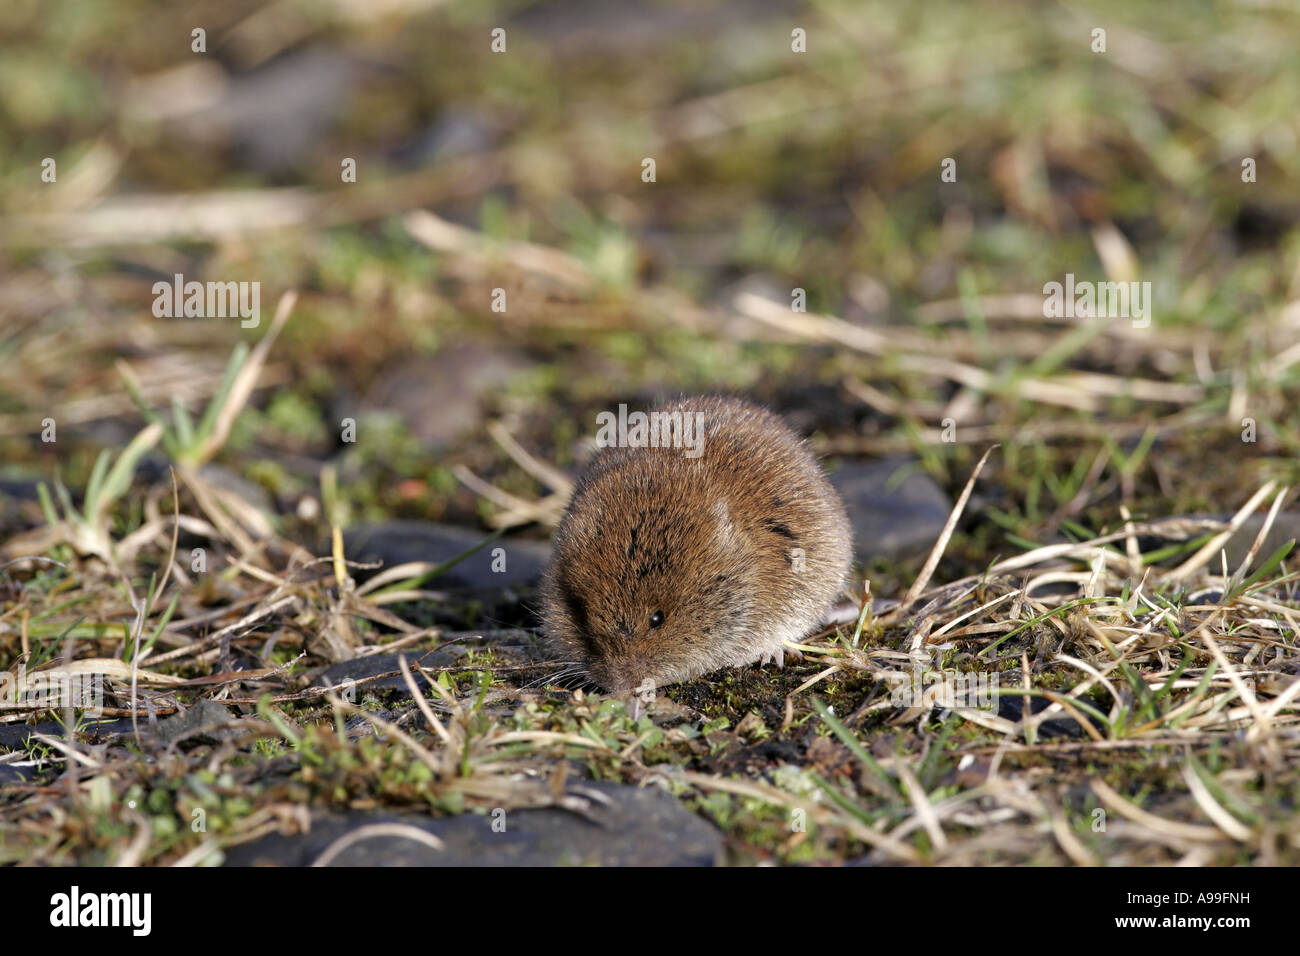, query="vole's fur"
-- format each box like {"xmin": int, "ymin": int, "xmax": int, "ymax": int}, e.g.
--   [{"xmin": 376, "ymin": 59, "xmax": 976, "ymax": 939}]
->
[{"xmin": 541, "ymin": 396, "xmax": 852, "ymax": 694}]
